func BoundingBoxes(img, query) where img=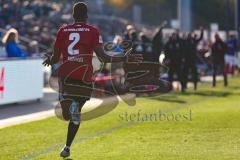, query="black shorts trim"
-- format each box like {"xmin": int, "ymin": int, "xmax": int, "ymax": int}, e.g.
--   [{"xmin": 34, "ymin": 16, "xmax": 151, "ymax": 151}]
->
[{"xmin": 58, "ymin": 78, "xmax": 93, "ymax": 102}]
